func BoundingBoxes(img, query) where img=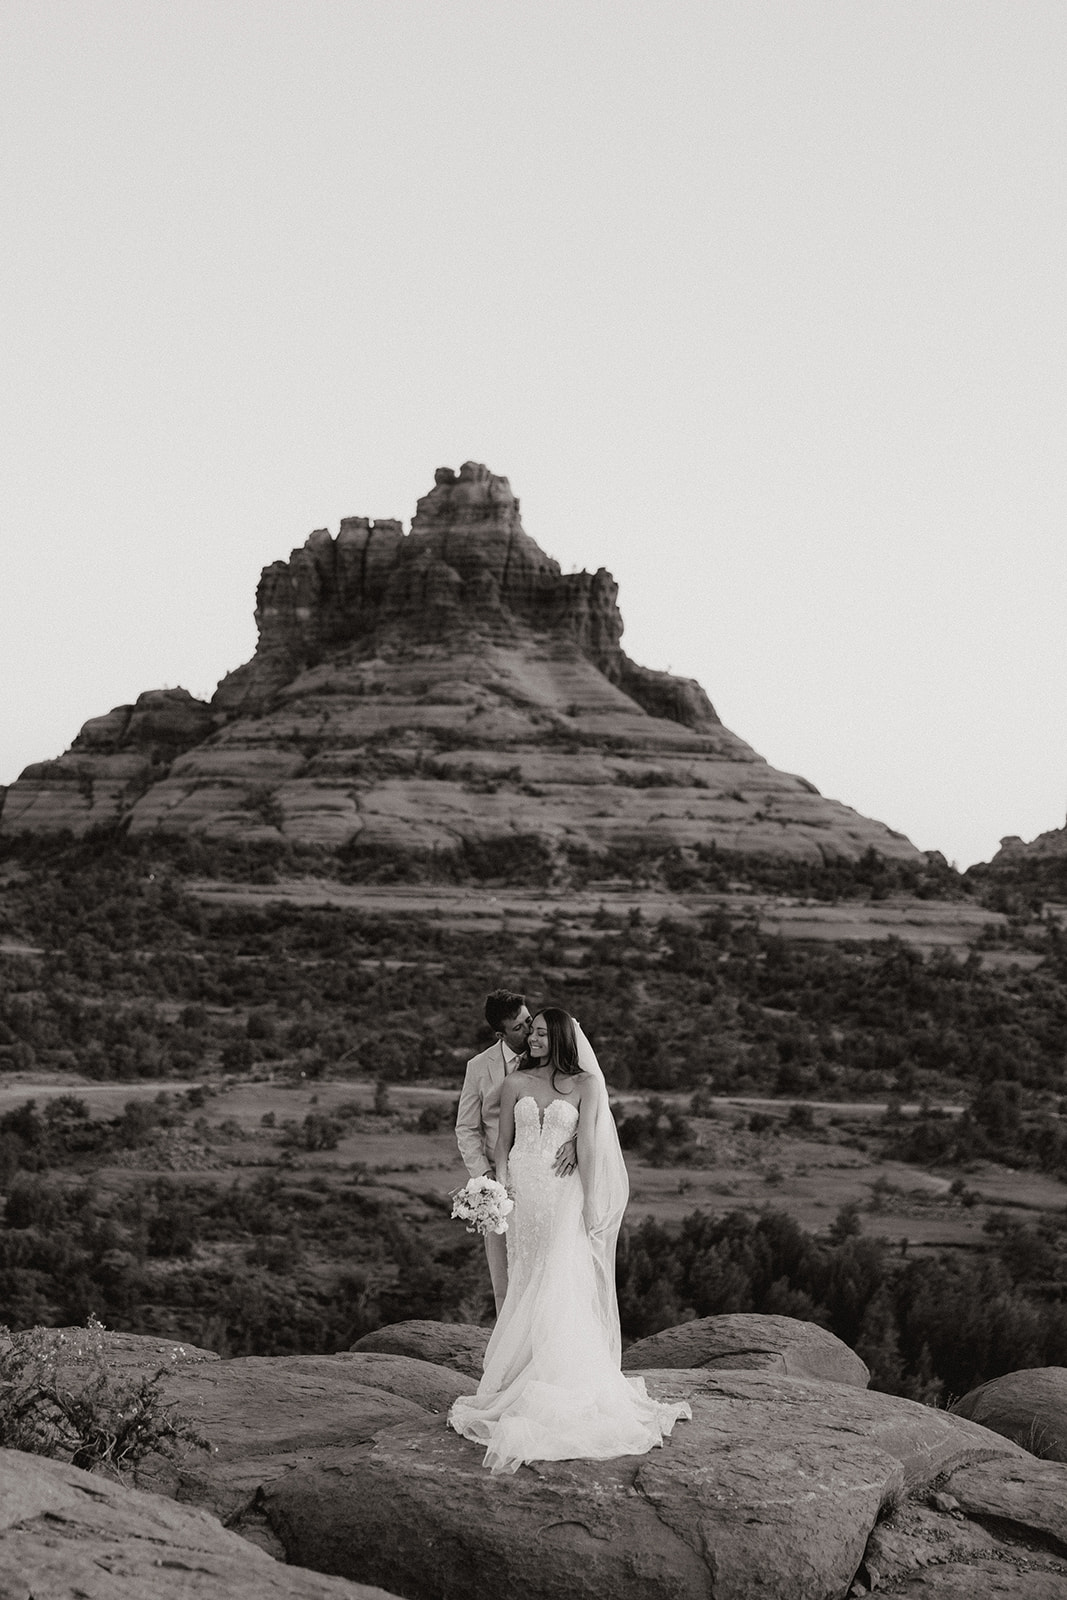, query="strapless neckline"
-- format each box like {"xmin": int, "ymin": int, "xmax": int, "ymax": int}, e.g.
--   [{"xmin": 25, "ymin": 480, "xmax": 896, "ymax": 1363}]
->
[{"xmin": 515, "ymin": 1095, "xmax": 579, "ymax": 1131}]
